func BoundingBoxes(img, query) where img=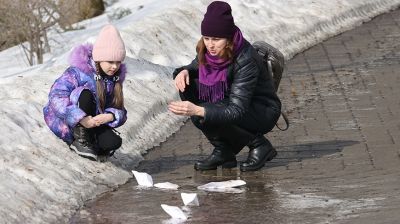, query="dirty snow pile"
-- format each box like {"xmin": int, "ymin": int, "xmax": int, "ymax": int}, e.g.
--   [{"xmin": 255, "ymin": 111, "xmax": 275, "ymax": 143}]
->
[{"xmin": 0, "ymin": 0, "xmax": 399, "ymax": 223}]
